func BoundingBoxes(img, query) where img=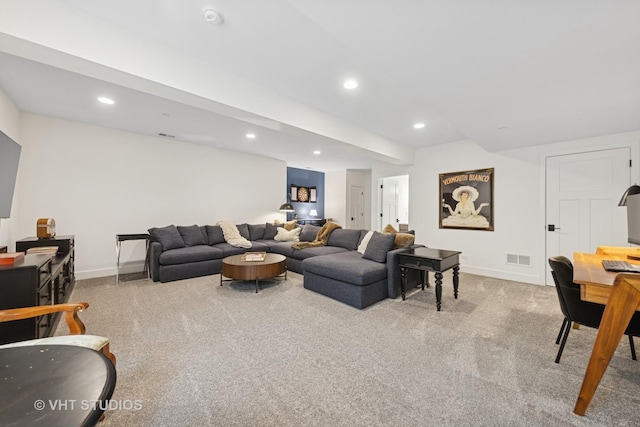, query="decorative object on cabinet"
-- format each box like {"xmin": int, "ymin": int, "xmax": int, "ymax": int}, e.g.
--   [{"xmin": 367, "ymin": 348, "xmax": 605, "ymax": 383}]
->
[
  {"xmin": 0, "ymin": 252, "xmax": 25, "ymax": 265},
  {"xmin": 439, "ymin": 168, "xmax": 494, "ymax": 231},
  {"xmin": 36, "ymin": 217, "xmax": 56, "ymax": 238}
]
